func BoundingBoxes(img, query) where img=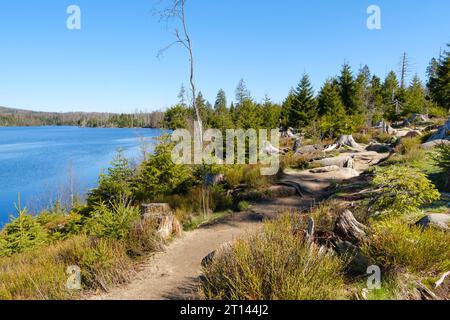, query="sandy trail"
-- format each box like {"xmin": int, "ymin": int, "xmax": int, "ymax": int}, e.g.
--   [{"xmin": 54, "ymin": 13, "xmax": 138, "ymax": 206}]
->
[
  {"xmin": 92, "ymin": 214, "xmax": 262, "ymax": 300},
  {"xmin": 92, "ymin": 149, "xmax": 389, "ymax": 300}
]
